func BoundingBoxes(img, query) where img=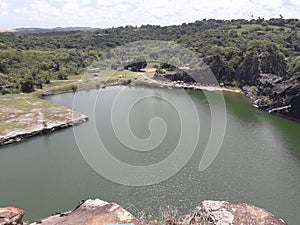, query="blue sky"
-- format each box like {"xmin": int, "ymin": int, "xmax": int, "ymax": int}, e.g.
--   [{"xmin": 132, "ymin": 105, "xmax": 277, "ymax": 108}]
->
[{"xmin": 0, "ymin": 0, "xmax": 299, "ymax": 29}]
